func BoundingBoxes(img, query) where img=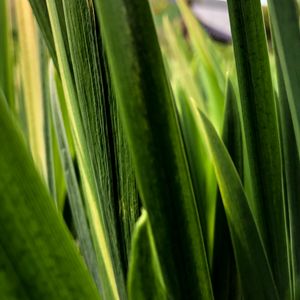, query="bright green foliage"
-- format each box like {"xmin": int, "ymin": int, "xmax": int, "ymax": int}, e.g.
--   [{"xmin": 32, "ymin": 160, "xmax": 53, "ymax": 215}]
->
[
  {"xmin": 0, "ymin": 92, "xmax": 100, "ymax": 300},
  {"xmin": 127, "ymin": 210, "xmax": 167, "ymax": 300},
  {"xmin": 49, "ymin": 63, "xmax": 102, "ymax": 292},
  {"xmin": 0, "ymin": 0, "xmax": 299, "ymax": 299},
  {"xmin": 199, "ymin": 110, "xmax": 279, "ymax": 300}
]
